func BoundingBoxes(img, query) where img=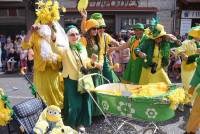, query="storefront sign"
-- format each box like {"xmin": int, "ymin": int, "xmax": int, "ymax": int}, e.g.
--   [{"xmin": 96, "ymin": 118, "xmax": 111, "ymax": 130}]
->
[
  {"xmin": 180, "ymin": 19, "xmax": 192, "ymax": 36},
  {"xmin": 90, "ymin": 0, "xmax": 139, "ymax": 7},
  {"xmin": 182, "ymin": 10, "xmax": 200, "ymax": 19},
  {"xmin": 61, "ymin": 0, "xmax": 139, "ymax": 8}
]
